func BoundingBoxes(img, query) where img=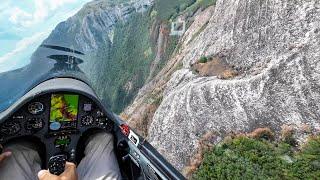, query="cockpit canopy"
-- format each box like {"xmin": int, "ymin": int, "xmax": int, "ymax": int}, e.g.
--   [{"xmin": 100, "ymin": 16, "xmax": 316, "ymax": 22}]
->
[{"xmin": 0, "ymin": 44, "xmax": 92, "ymax": 113}]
